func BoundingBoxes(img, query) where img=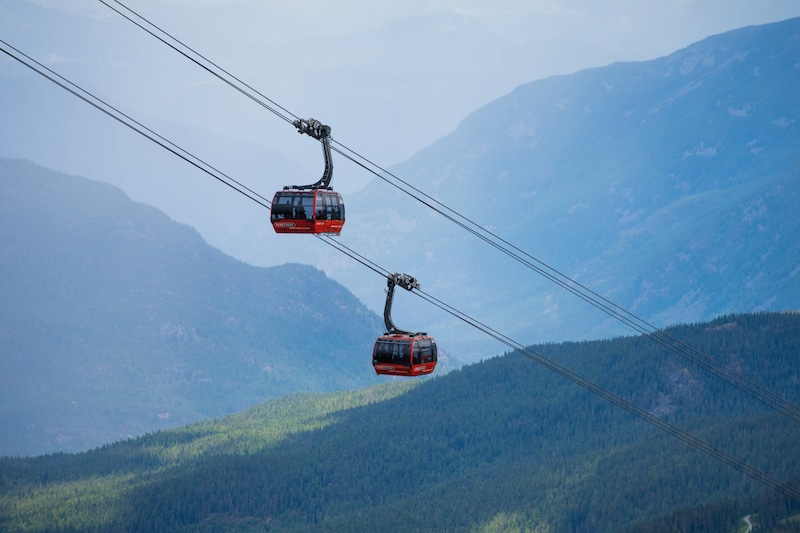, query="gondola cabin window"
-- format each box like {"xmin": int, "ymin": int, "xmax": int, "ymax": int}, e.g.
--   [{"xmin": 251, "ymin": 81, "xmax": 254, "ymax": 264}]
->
[
  {"xmin": 373, "ymin": 339, "xmax": 411, "ymax": 366},
  {"xmin": 317, "ymin": 191, "xmax": 344, "ymax": 221},
  {"xmin": 413, "ymin": 338, "xmax": 437, "ymax": 364},
  {"xmin": 272, "ymin": 191, "xmax": 313, "ymax": 221}
]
